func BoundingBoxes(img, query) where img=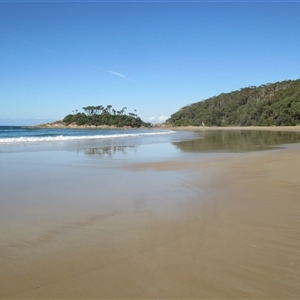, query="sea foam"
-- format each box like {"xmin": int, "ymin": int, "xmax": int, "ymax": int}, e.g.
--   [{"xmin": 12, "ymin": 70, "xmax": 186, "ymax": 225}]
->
[{"xmin": 0, "ymin": 131, "xmax": 175, "ymax": 144}]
